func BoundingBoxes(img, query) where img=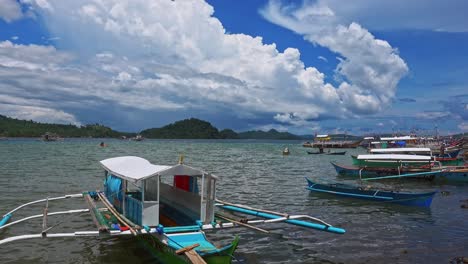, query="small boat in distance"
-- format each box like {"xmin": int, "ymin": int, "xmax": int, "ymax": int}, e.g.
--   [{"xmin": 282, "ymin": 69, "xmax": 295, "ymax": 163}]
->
[
  {"xmin": 326, "ymin": 151, "xmax": 346, "ymax": 155},
  {"xmin": 306, "ymin": 178, "xmax": 436, "ymax": 207},
  {"xmin": 303, "ymin": 134, "xmax": 362, "ymax": 149},
  {"xmin": 283, "ymin": 147, "xmax": 290, "ymax": 155},
  {"xmin": 41, "ymin": 132, "xmax": 63, "ymax": 141},
  {"xmin": 131, "ymin": 134, "xmax": 144, "ymax": 141}
]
